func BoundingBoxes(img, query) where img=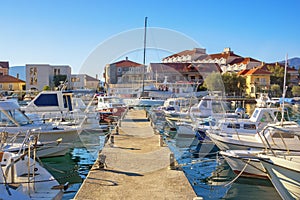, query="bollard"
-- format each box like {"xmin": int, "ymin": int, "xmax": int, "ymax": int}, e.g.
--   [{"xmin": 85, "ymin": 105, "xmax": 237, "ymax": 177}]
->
[
  {"xmin": 96, "ymin": 154, "xmax": 106, "ymax": 169},
  {"xmin": 115, "ymin": 126, "xmax": 119, "ymax": 135},
  {"xmin": 110, "ymin": 135, "xmax": 114, "ymax": 147},
  {"xmin": 169, "ymin": 153, "xmax": 176, "ymax": 170},
  {"xmin": 159, "ymin": 135, "xmax": 164, "ymax": 147}
]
